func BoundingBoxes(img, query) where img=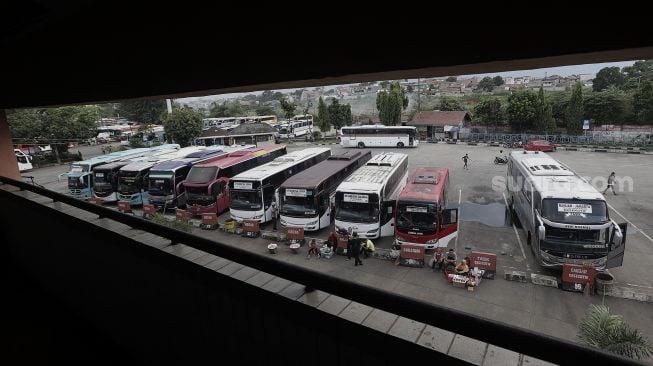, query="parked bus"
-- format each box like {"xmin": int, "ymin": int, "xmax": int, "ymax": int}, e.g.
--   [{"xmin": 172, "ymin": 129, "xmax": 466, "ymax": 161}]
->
[
  {"xmin": 279, "ymin": 116, "xmax": 314, "ymax": 139},
  {"xmin": 92, "ymin": 146, "xmax": 184, "ymax": 202},
  {"xmin": 147, "ymin": 145, "xmax": 253, "ymax": 209},
  {"xmin": 334, "ymin": 152, "xmax": 408, "ymax": 239},
  {"xmin": 183, "ymin": 144, "xmax": 287, "ymax": 216},
  {"xmin": 395, "ymin": 167, "xmax": 459, "ymax": 249},
  {"xmin": 117, "ymin": 147, "xmax": 206, "ymax": 205},
  {"xmin": 278, "ymin": 150, "xmax": 371, "ymax": 232},
  {"xmin": 507, "ymin": 151, "xmax": 625, "ymax": 270},
  {"xmin": 229, "ymin": 147, "xmax": 331, "ymax": 223},
  {"xmin": 63, "ymin": 144, "xmax": 180, "ymax": 199},
  {"xmin": 340, "ymin": 126, "xmax": 419, "ymax": 148},
  {"xmin": 15, "ymin": 149, "xmax": 33, "ymax": 172}
]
